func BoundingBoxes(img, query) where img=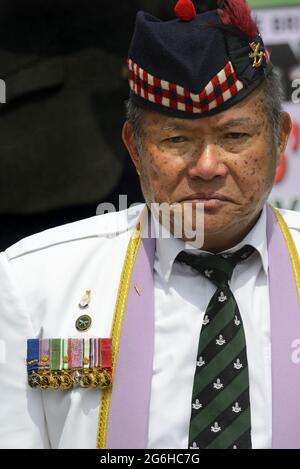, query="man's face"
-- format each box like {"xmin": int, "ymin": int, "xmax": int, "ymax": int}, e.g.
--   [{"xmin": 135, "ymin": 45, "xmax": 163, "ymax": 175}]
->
[{"xmin": 123, "ymin": 90, "xmax": 291, "ymax": 250}]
